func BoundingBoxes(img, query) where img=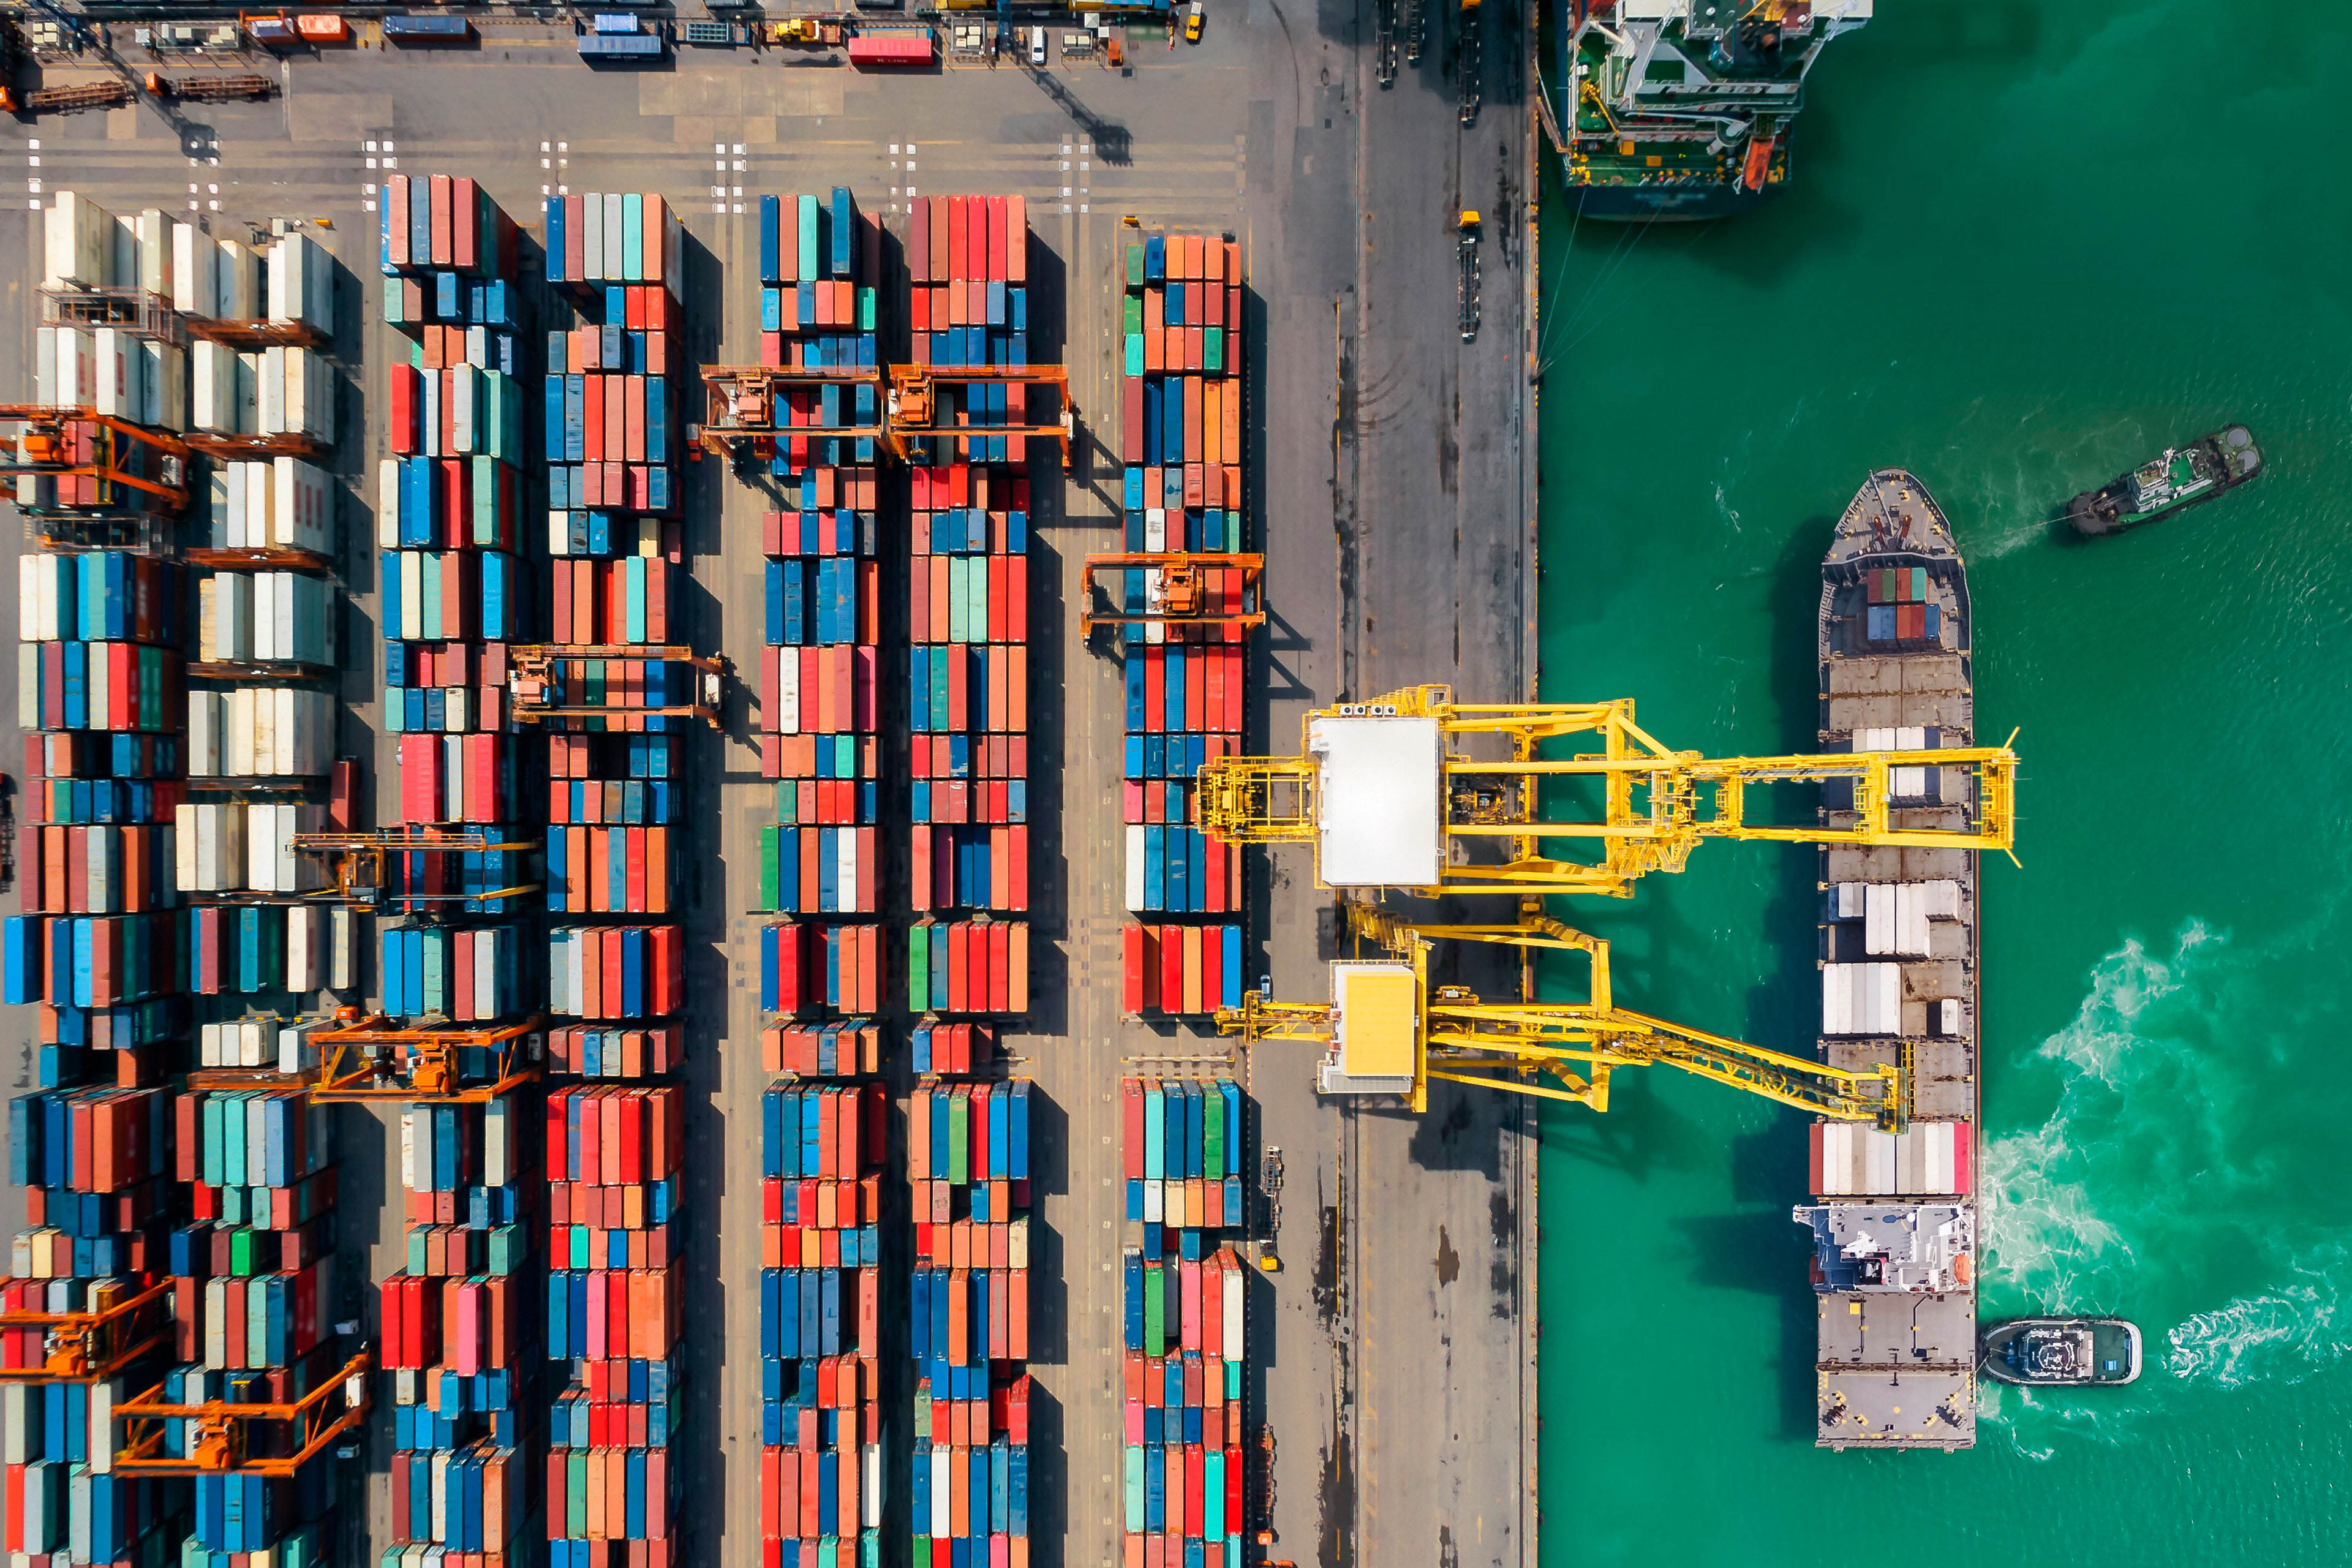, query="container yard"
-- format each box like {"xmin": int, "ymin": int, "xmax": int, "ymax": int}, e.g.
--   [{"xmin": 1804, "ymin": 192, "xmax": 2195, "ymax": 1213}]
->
[{"xmin": 0, "ymin": 18, "xmax": 1539, "ymax": 1568}]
